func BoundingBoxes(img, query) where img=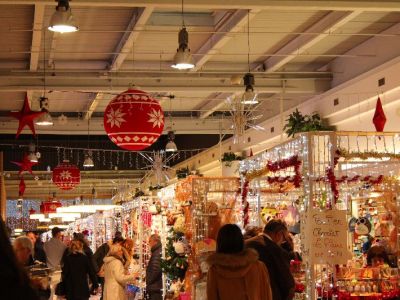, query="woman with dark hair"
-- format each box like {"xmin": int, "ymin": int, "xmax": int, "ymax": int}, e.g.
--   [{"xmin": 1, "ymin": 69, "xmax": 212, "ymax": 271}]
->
[
  {"xmin": 0, "ymin": 217, "xmax": 39, "ymax": 300},
  {"xmin": 367, "ymin": 245, "xmax": 389, "ymax": 267},
  {"xmin": 62, "ymin": 240, "xmax": 98, "ymax": 300},
  {"xmin": 207, "ymin": 224, "xmax": 272, "ymax": 300}
]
